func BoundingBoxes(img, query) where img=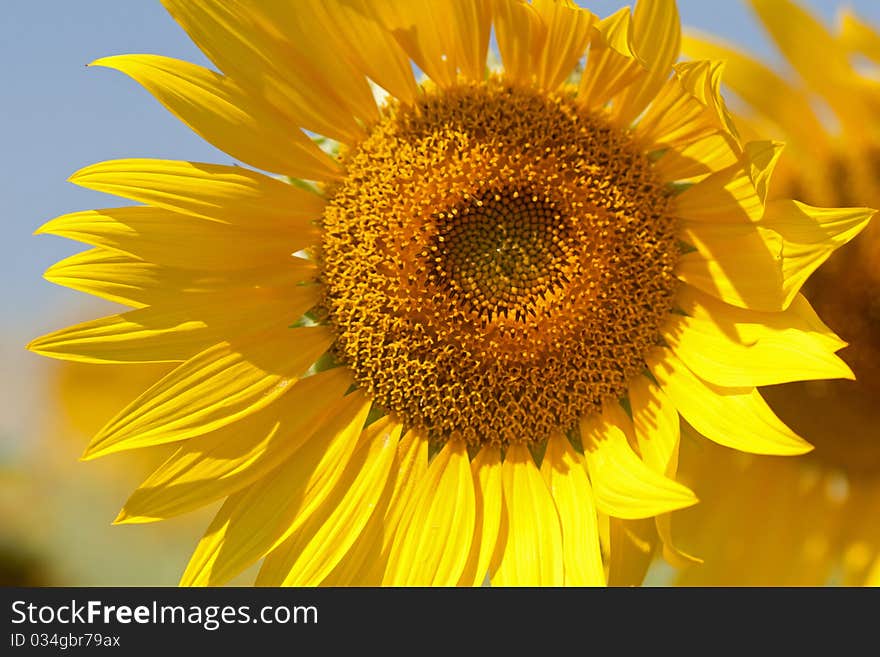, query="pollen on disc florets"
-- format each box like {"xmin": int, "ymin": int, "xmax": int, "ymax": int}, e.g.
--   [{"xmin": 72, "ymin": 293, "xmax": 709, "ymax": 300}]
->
[{"xmin": 319, "ymin": 76, "xmax": 679, "ymax": 447}]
